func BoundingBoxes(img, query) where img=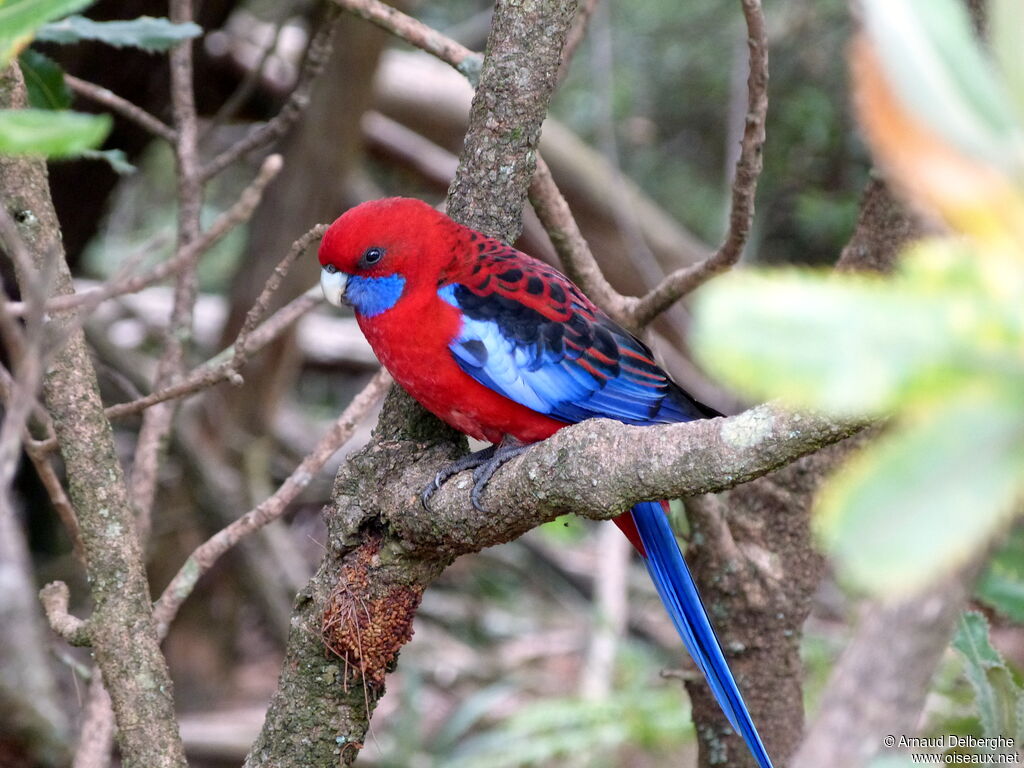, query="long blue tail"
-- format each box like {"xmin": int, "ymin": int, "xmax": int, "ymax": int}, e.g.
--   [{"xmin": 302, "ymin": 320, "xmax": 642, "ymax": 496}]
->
[{"xmin": 631, "ymin": 501, "xmax": 774, "ymax": 768}]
